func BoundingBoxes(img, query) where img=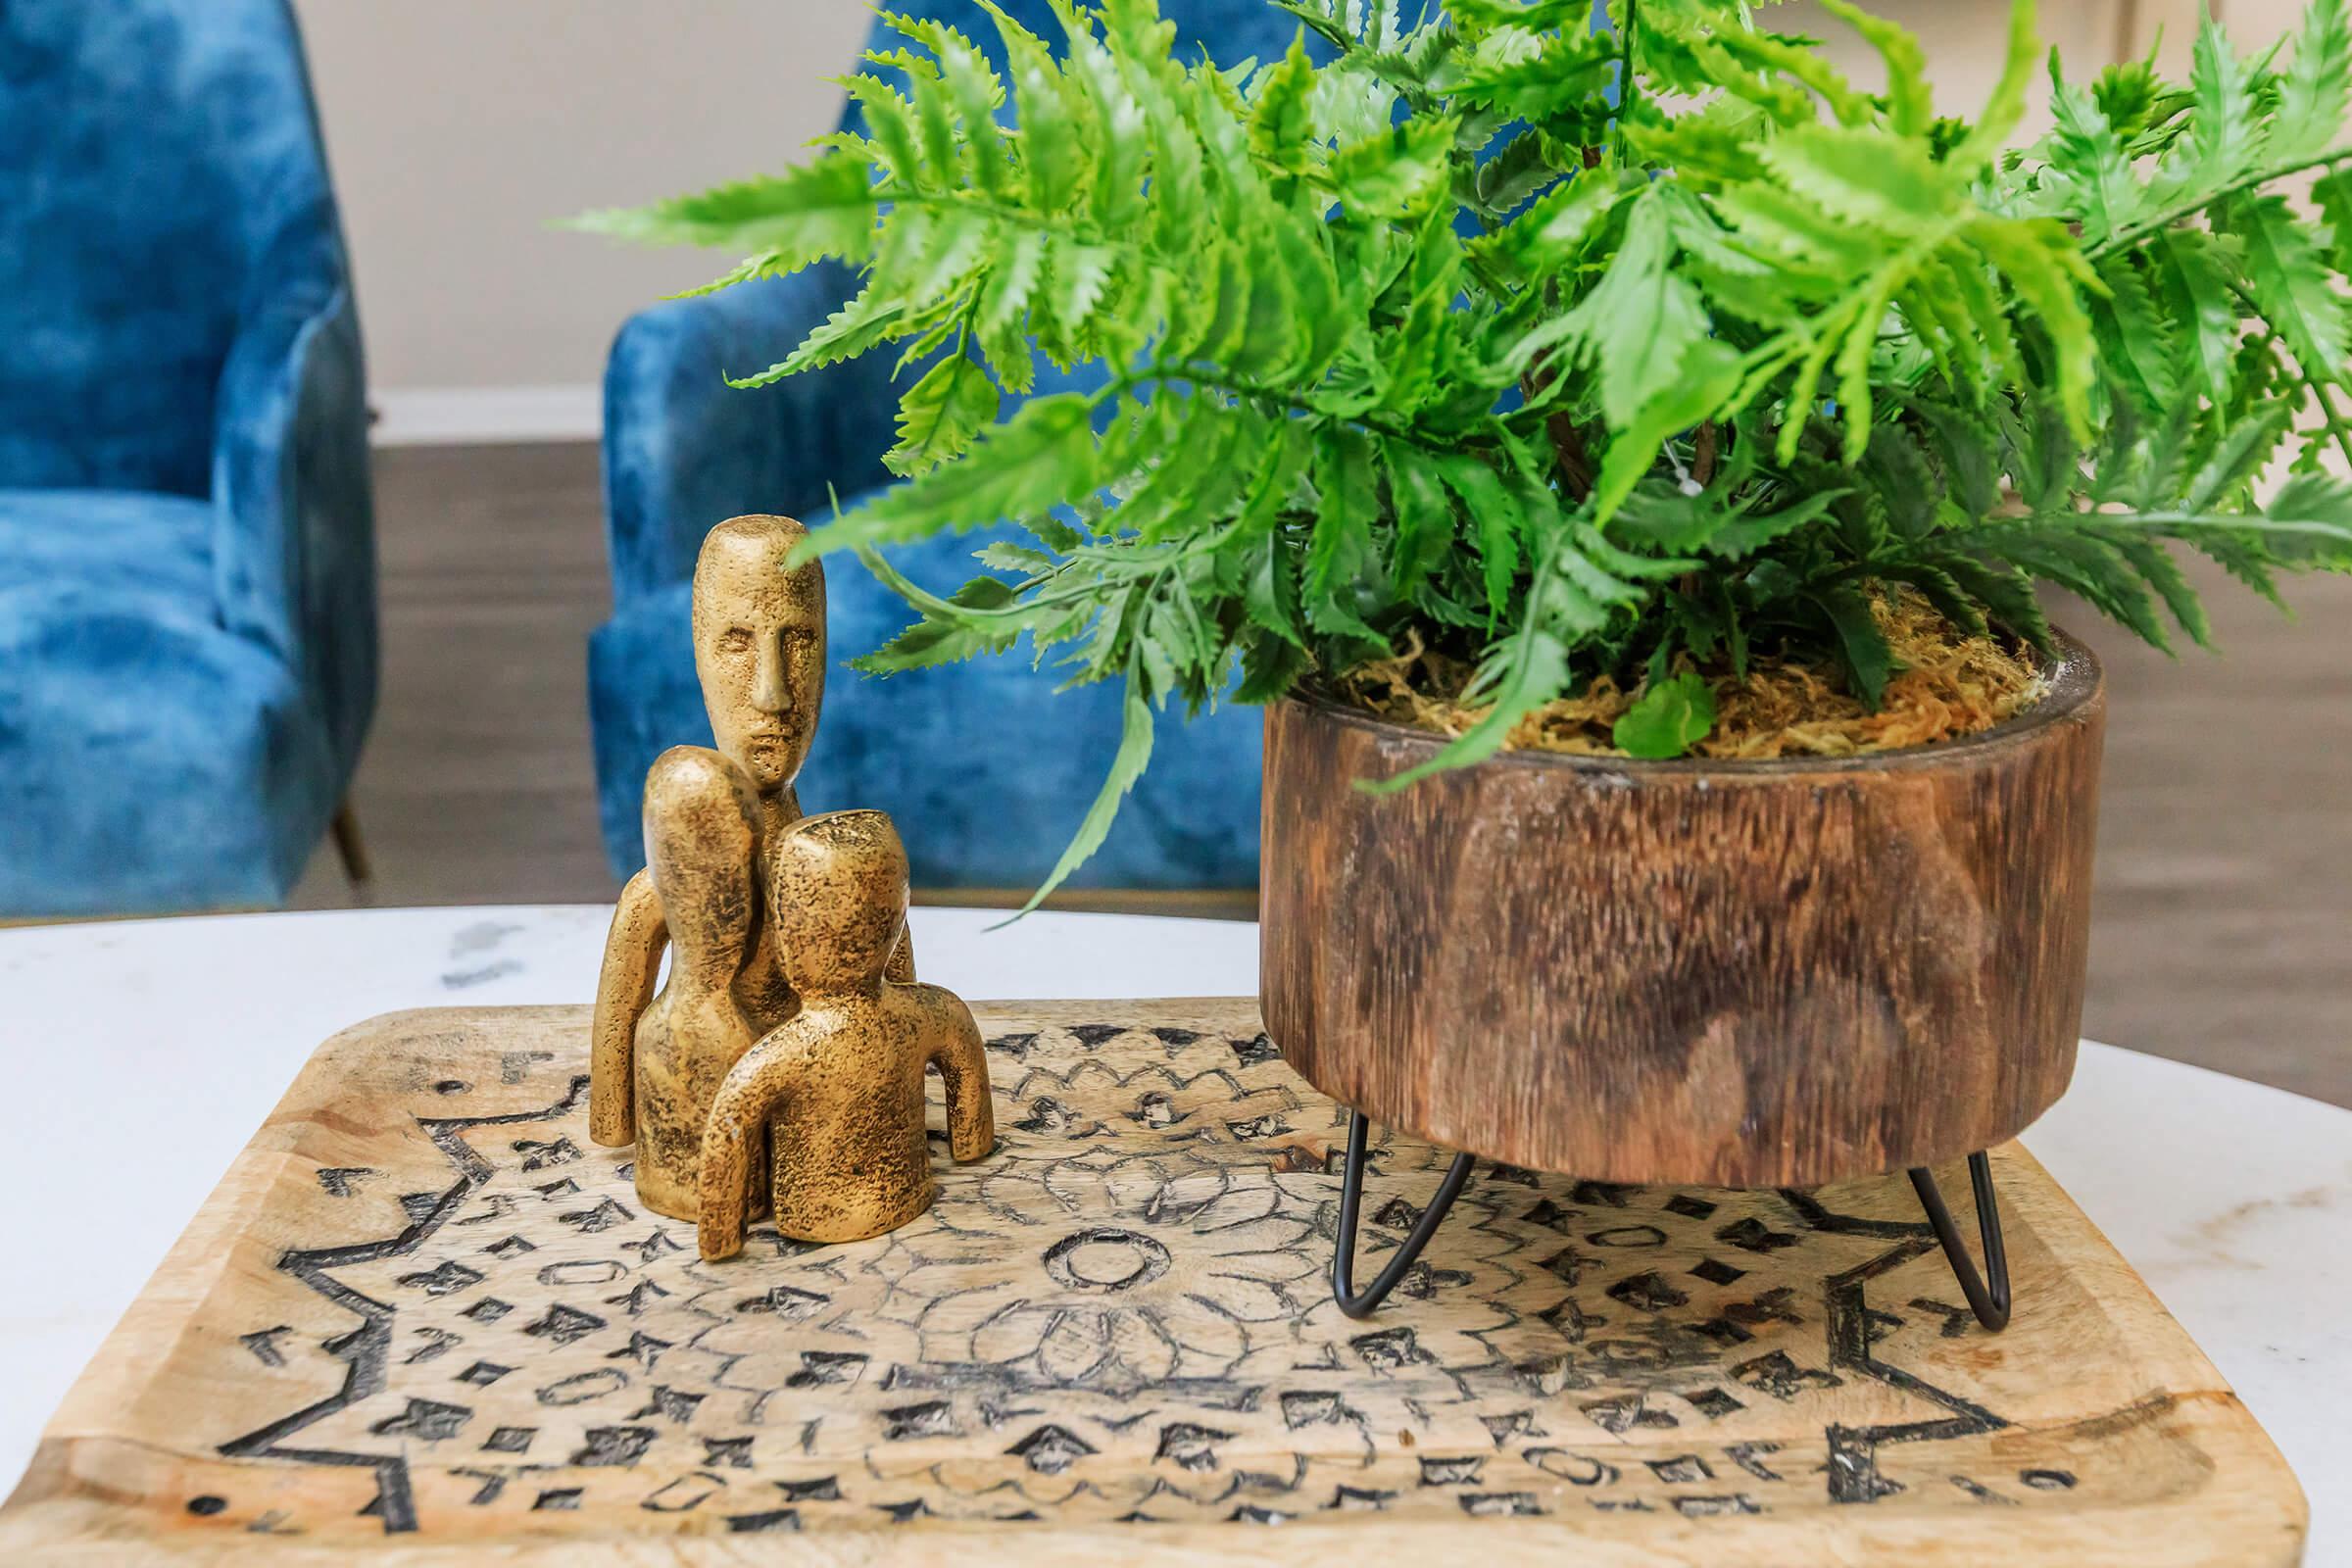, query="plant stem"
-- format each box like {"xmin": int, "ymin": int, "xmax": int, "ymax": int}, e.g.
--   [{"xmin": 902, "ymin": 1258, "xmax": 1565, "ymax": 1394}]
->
[
  {"xmin": 1518, "ymin": 368, "xmax": 1594, "ymax": 497},
  {"xmin": 1613, "ymin": 0, "xmax": 1641, "ymax": 166},
  {"xmin": 1126, "ymin": 361, "xmax": 1507, "ymax": 466},
  {"xmin": 2085, "ymin": 146, "xmax": 2352, "ymax": 261},
  {"xmin": 2310, "ymin": 378, "xmax": 2352, "ymax": 472},
  {"xmin": 2223, "ymin": 278, "xmax": 2352, "ymax": 471}
]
